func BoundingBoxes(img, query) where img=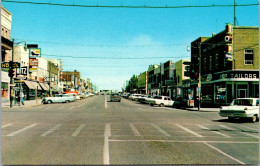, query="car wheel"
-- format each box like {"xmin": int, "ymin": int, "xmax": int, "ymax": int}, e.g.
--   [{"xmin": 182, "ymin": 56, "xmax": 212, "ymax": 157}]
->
[
  {"xmin": 251, "ymin": 115, "xmax": 257, "ymax": 123},
  {"xmin": 65, "ymin": 100, "xmax": 70, "ymax": 103},
  {"xmin": 150, "ymin": 104, "xmax": 154, "ymax": 106},
  {"xmin": 159, "ymin": 103, "xmax": 164, "ymax": 107},
  {"xmin": 47, "ymin": 100, "xmax": 52, "ymax": 104}
]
